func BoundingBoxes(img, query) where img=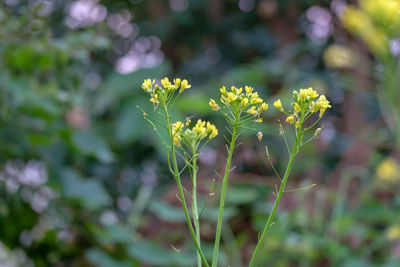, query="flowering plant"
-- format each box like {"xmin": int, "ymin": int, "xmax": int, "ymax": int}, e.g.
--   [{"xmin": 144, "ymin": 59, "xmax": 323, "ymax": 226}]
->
[{"xmin": 140, "ymin": 78, "xmax": 331, "ymax": 266}]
